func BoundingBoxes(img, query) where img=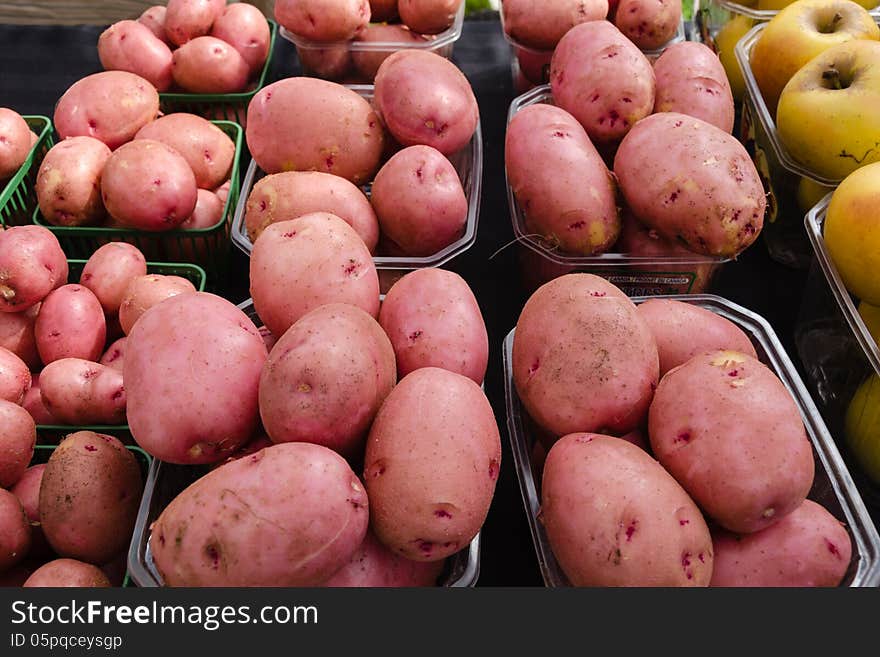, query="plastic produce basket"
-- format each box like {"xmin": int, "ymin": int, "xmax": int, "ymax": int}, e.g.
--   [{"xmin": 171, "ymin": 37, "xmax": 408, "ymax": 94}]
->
[
  {"xmin": 282, "ymin": 3, "xmax": 463, "ymax": 83},
  {"xmin": 231, "ymin": 85, "xmax": 482, "ymax": 294},
  {"xmin": 503, "ymin": 294, "xmax": 880, "ymax": 587},
  {"xmin": 505, "ymin": 85, "xmax": 729, "ymax": 296},
  {"xmin": 0, "ymin": 115, "xmax": 53, "ymax": 229},
  {"xmin": 31, "ymin": 121, "xmax": 242, "ymax": 285},
  {"xmin": 158, "ymin": 19, "xmax": 278, "ymax": 126},
  {"xmin": 795, "ymin": 195, "xmax": 880, "ymax": 509}
]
